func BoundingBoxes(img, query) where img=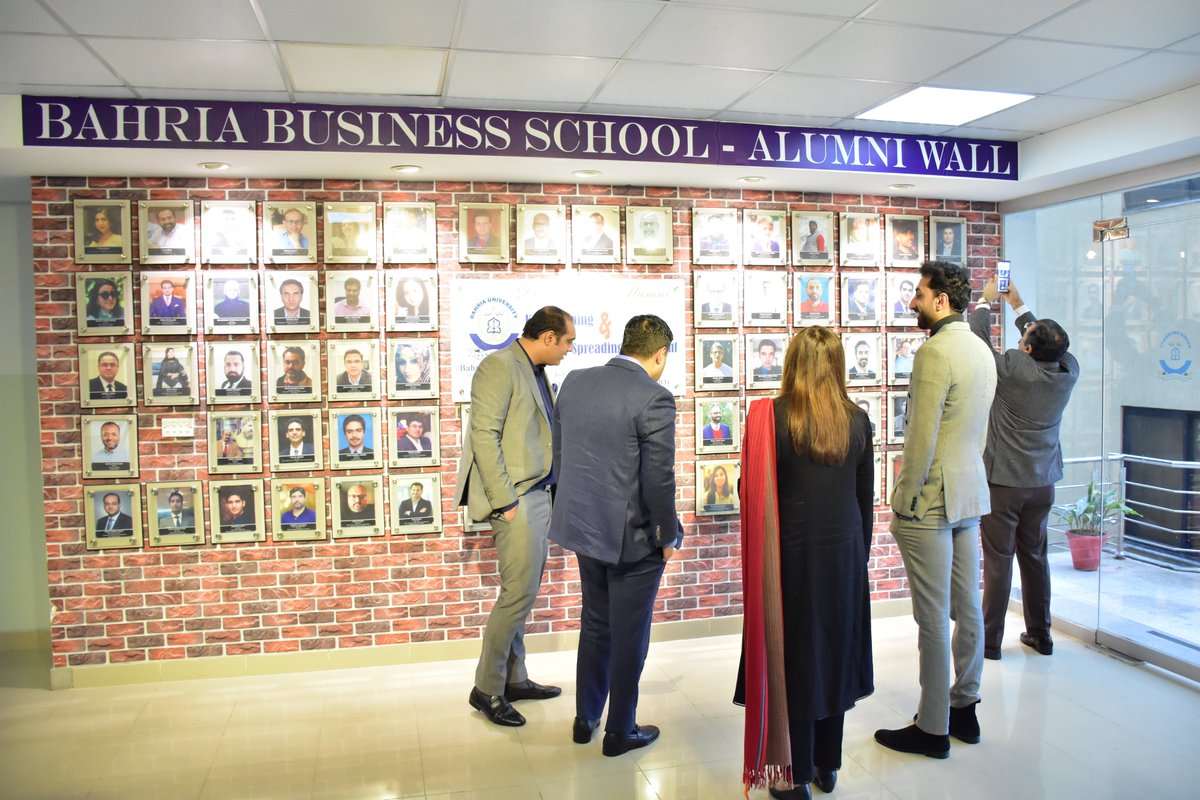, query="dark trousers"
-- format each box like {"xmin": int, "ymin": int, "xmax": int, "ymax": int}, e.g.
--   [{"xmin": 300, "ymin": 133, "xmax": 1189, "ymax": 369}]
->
[
  {"xmin": 981, "ymin": 483, "xmax": 1055, "ymax": 650},
  {"xmin": 788, "ymin": 713, "xmax": 844, "ymax": 784},
  {"xmin": 575, "ymin": 552, "xmax": 666, "ymax": 735}
]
